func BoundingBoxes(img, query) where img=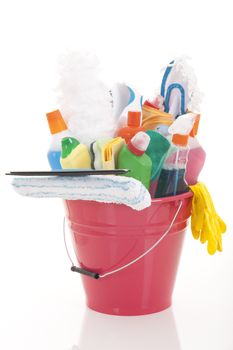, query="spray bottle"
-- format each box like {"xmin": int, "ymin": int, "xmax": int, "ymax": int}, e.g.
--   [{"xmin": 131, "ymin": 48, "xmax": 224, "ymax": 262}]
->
[
  {"xmin": 117, "ymin": 131, "xmax": 152, "ymax": 189},
  {"xmin": 155, "ymin": 113, "xmax": 198, "ymax": 197},
  {"xmin": 185, "ymin": 115, "xmax": 206, "ymax": 185}
]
